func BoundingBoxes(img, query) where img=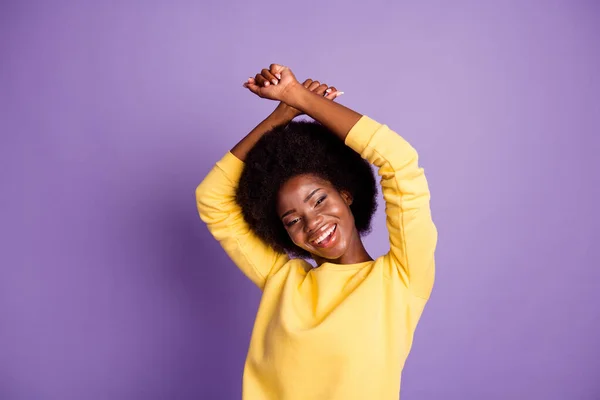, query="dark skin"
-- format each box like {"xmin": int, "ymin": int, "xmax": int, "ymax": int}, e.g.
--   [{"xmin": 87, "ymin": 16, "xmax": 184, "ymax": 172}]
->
[
  {"xmin": 277, "ymin": 174, "xmax": 372, "ymax": 265},
  {"xmin": 233, "ymin": 64, "xmax": 372, "ymax": 266},
  {"xmin": 231, "ymin": 77, "xmax": 341, "ymax": 162}
]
